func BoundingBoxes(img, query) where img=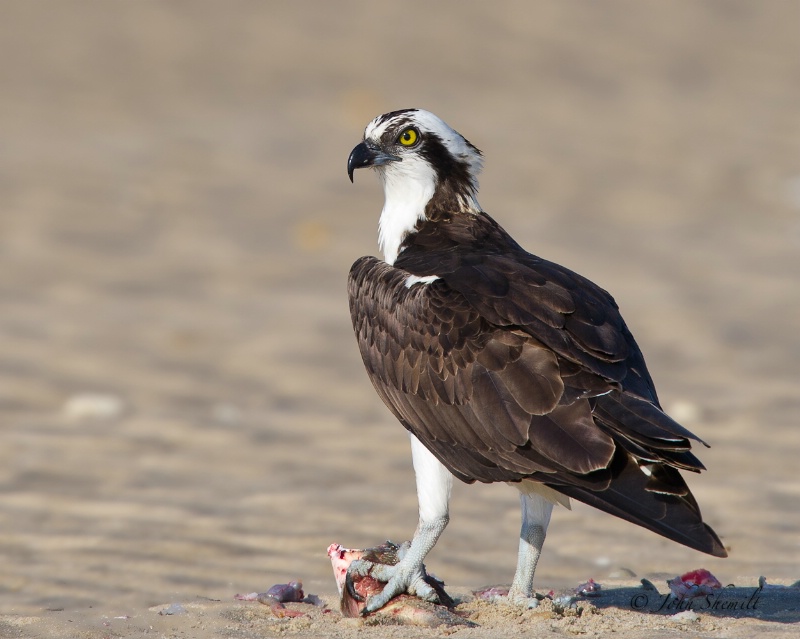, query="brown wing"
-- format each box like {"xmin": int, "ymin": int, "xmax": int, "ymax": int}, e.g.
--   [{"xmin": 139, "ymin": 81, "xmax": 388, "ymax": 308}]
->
[{"xmin": 348, "ymin": 255, "xmax": 726, "ymax": 557}]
